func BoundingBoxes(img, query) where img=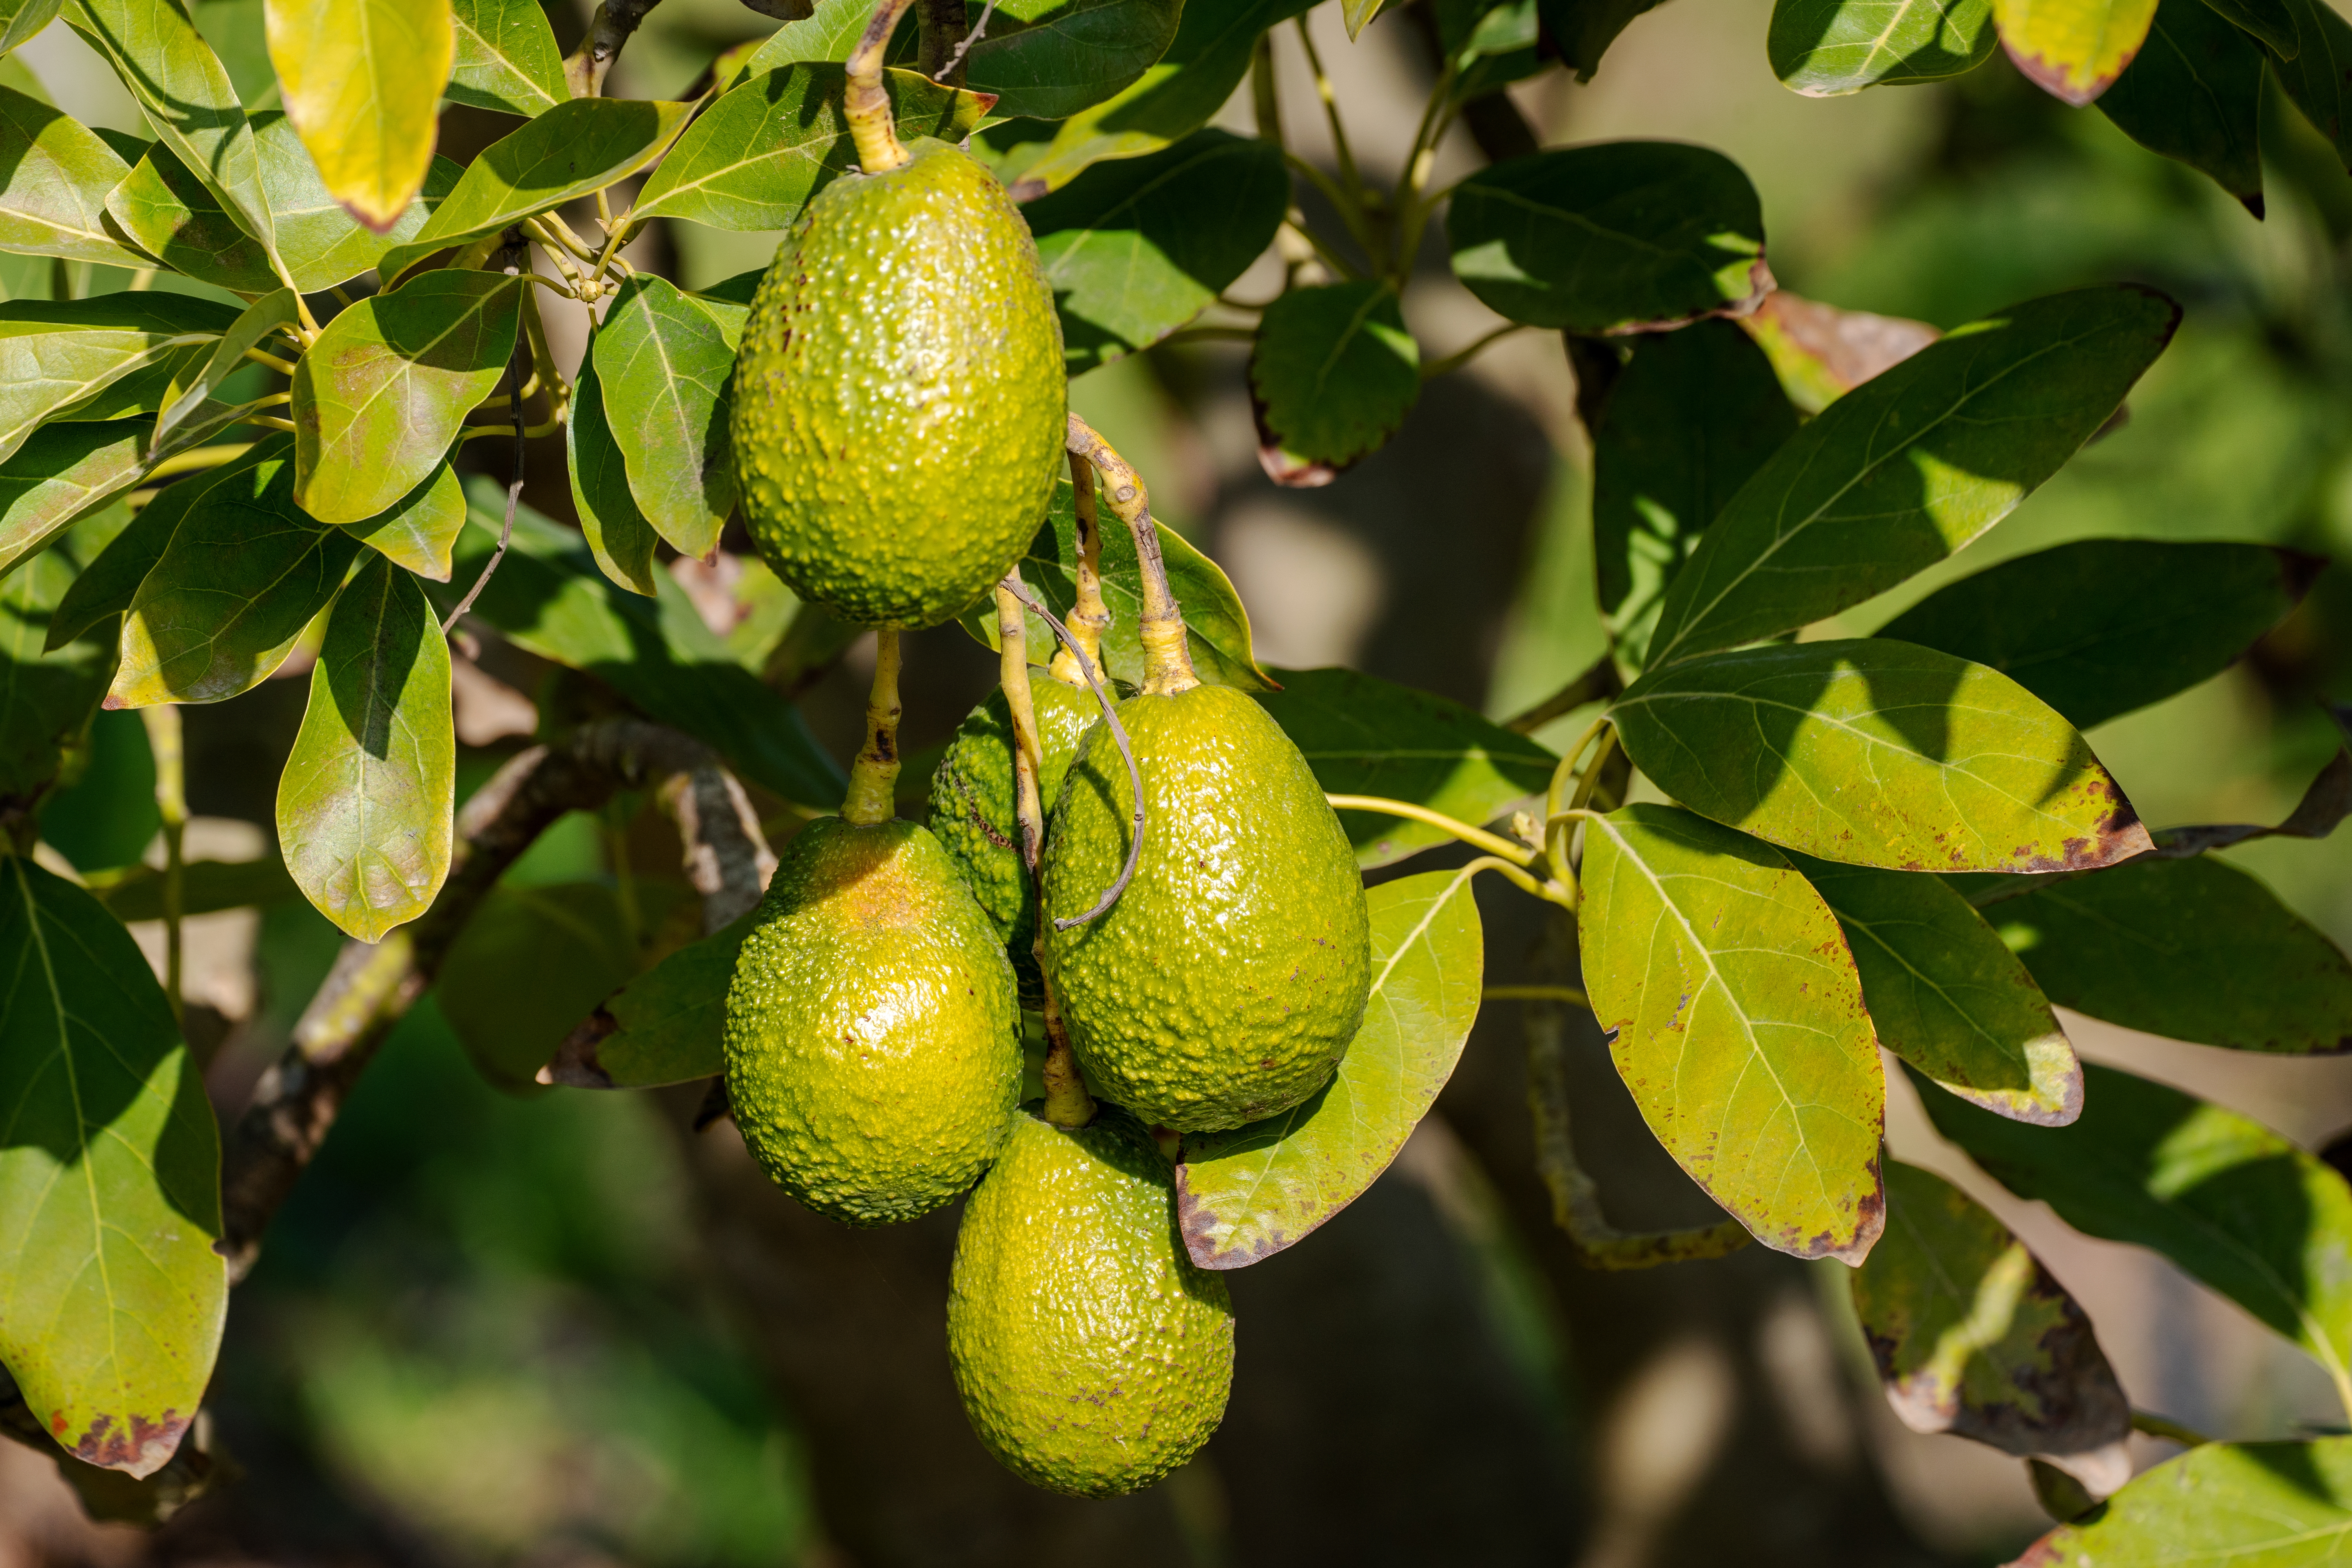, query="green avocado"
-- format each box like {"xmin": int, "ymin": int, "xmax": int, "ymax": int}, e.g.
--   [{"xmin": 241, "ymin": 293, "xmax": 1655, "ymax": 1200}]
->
[
  {"xmin": 928, "ymin": 673, "xmax": 1099, "ymax": 1006},
  {"xmin": 948, "ymin": 1105, "xmax": 1234, "ymax": 1495},
  {"xmin": 730, "ymin": 138, "xmax": 1065, "ymax": 629},
  {"xmin": 723, "ymin": 817, "xmax": 1020, "ymax": 1225},
  {"xmin": 1041, "ymin": 682, "xmax": 1371, "ymax": 1131}
]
